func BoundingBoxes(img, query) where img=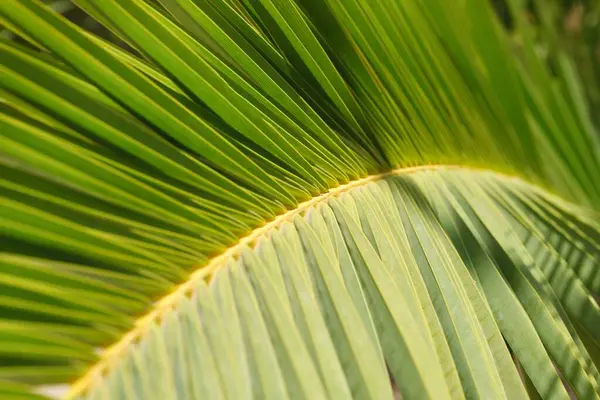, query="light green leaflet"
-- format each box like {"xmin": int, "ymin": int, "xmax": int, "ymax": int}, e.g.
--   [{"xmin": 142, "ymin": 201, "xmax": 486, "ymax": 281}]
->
[{"xmin": 75, "ymin": 171, "xmax": 599, "ymax": 400}]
